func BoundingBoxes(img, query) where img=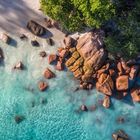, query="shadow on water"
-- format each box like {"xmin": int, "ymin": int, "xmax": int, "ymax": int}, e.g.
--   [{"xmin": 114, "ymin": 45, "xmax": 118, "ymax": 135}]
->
[
  {"xmin": 0, "ymin": 47, "xmax": 4, "ymax": 66},
  {"xmin": 9, "ymin": 37, "xmax": 17, "ymax": 47}
]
